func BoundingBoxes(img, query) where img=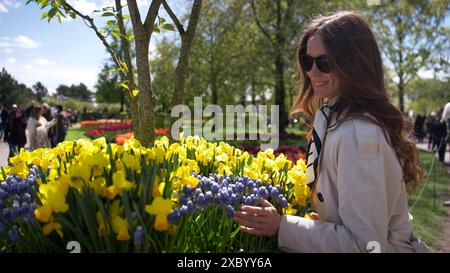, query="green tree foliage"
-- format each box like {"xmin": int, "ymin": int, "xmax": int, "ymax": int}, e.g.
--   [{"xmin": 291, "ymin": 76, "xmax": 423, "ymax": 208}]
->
[
  {"xmin": 0, "ymin": 68, "xmax": 36, "ymax": 108},
  {"xmin": 407, "ymin": 77, "xmax": 450, "ymax": 115},
  {"xmin": 95, "ymin": 64, "xmax": 126, "ymax": 112},
  {"xmin": 32, "ymin": 81, "xmax": 49, "ymax": 102},
  {"xmin": 367, "ymin": 0, "xmax": 449, "ymax": 113},
  {"xmin": 55, "ymin": 83, "xmax": 94, "ymax": 102}
]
